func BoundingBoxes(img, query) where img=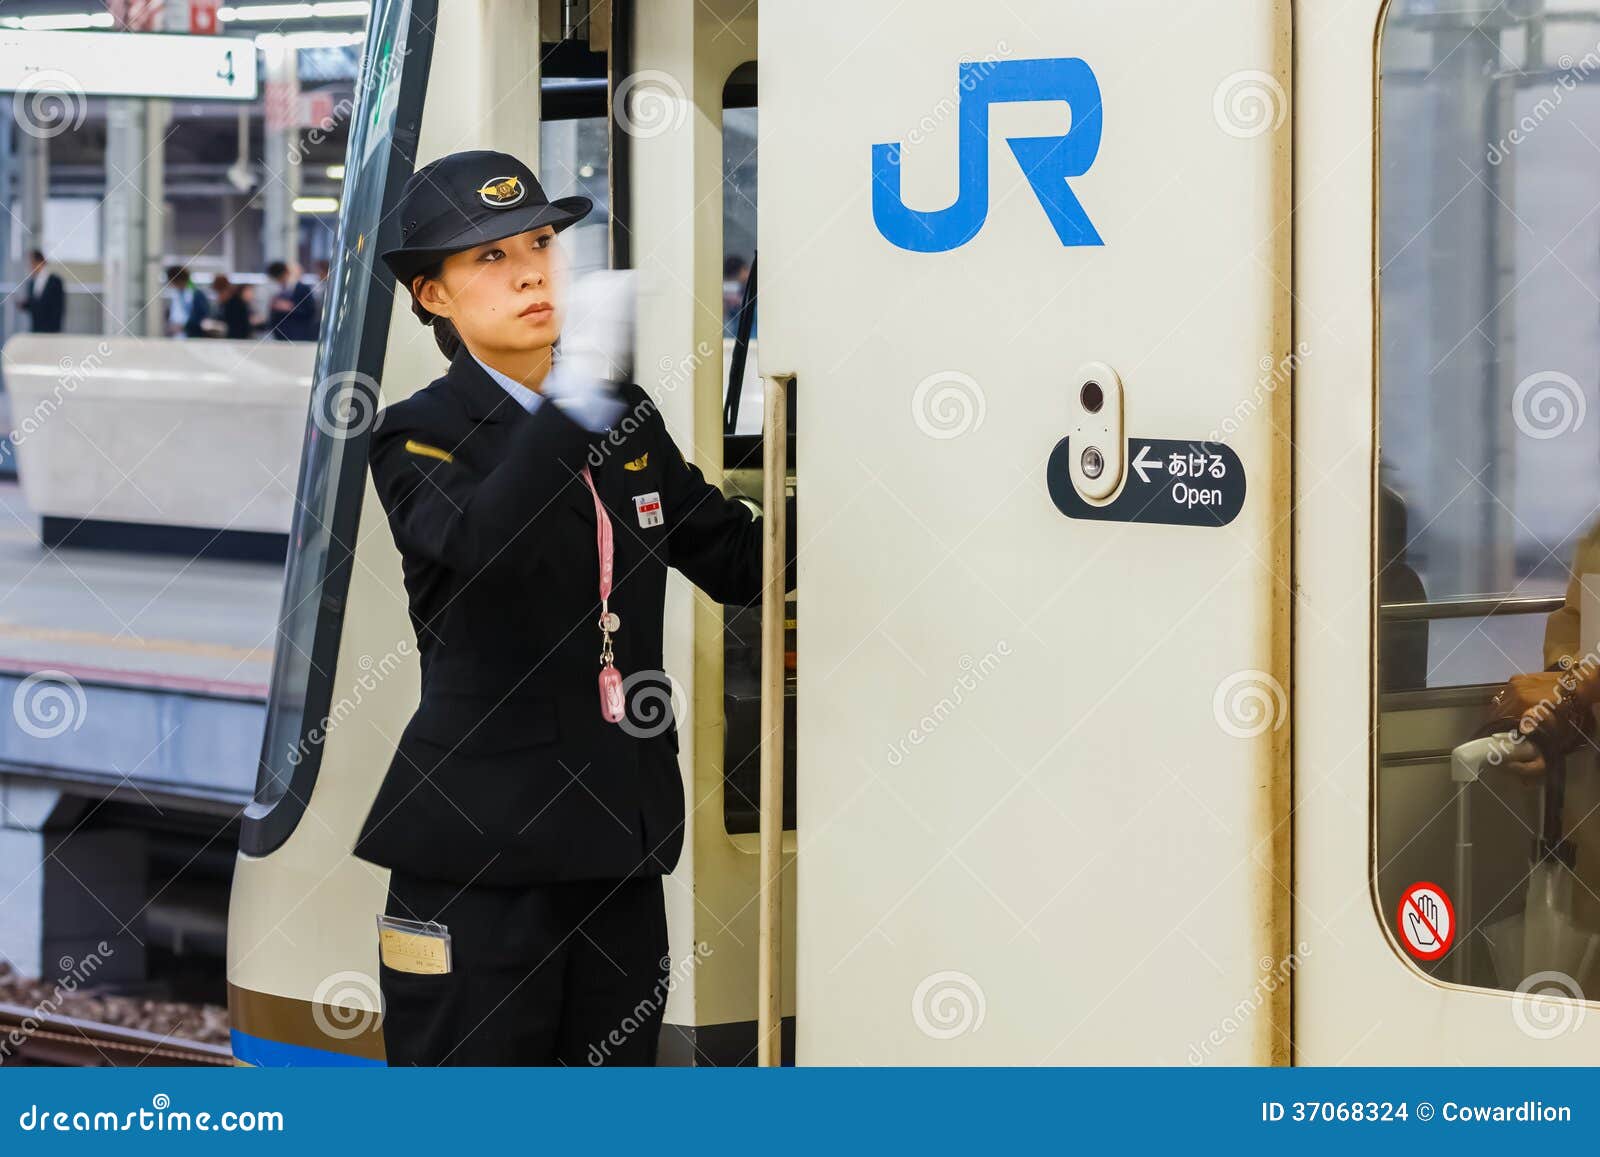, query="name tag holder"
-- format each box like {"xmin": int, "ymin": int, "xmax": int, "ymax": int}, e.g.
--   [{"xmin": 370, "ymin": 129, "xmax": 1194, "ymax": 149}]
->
[{"xmin": 376, "ymin": 913, "xmax": 452, "ymax": 975}]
